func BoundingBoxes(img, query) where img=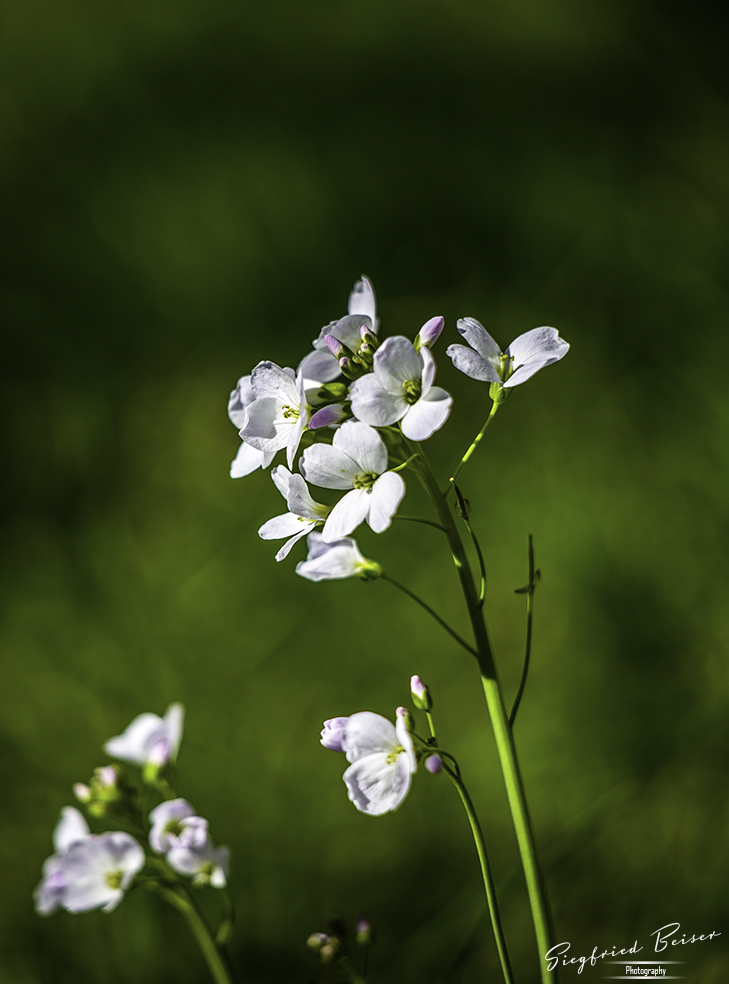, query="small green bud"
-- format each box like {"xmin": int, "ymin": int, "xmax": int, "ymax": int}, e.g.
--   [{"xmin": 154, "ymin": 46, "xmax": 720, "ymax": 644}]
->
[
  {"xmin": 355, "ymin": 915, "xmax": 373, "ymax": 946},
  {"xmin": 357, "ymin": 560, "xmax": 383, "ymax": 581},
  {"xmin": 306, "ymin": 932, "xmax": 329, "ymax": 953},
  {"xmin": 316, "ymin": 382, "xmax": 349, "ymax": 403},
  {"xmin": 410, "ymin": 675, "xmax": 432, "ymax": 711}
]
